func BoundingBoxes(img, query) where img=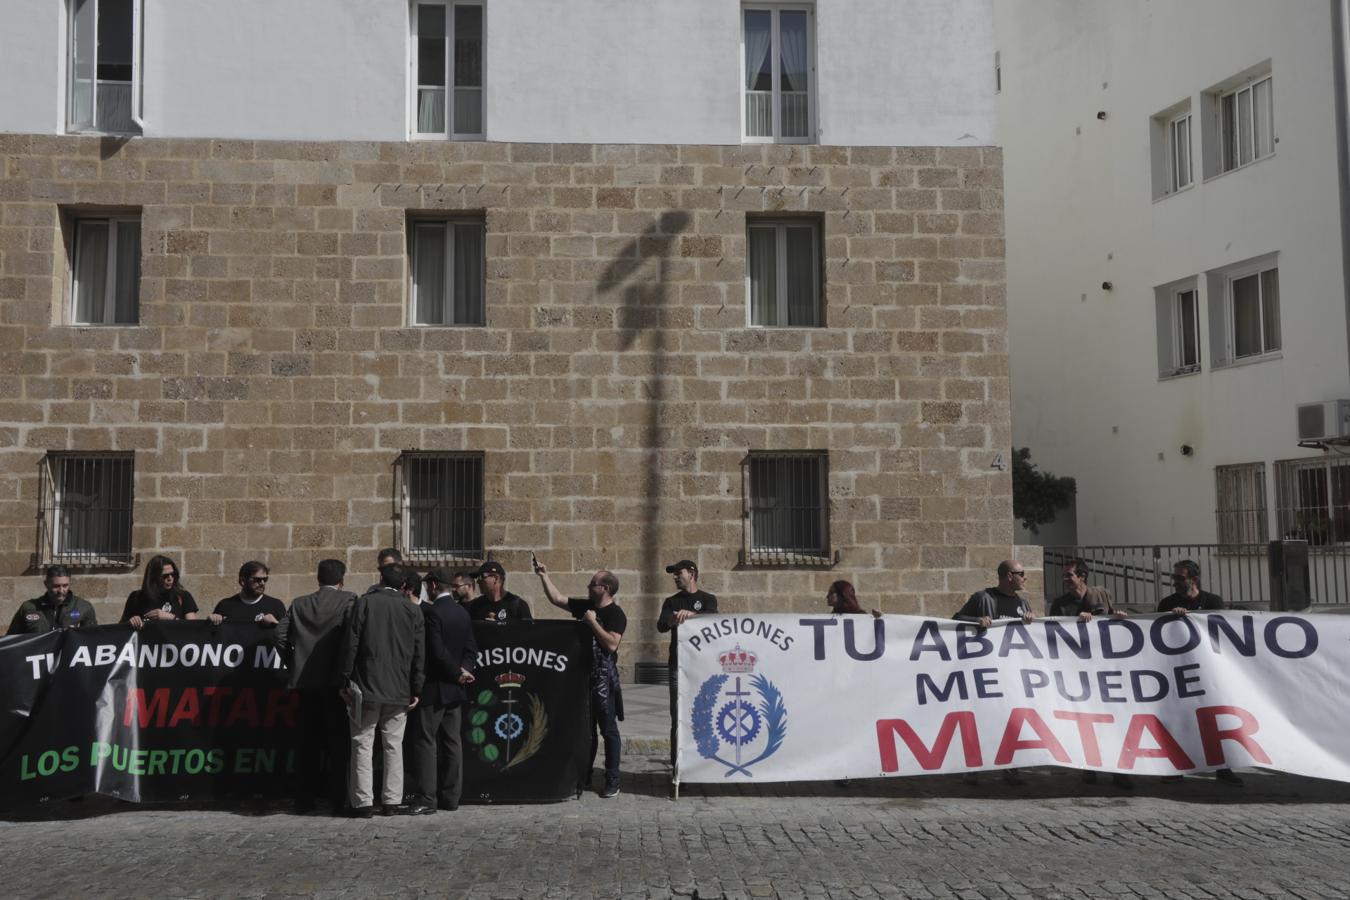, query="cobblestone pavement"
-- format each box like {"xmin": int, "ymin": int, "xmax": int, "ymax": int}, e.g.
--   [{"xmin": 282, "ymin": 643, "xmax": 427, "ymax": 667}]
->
[{"xmin": 3, "ymin": 756, "xmax": 1350, "ymax": 899}]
